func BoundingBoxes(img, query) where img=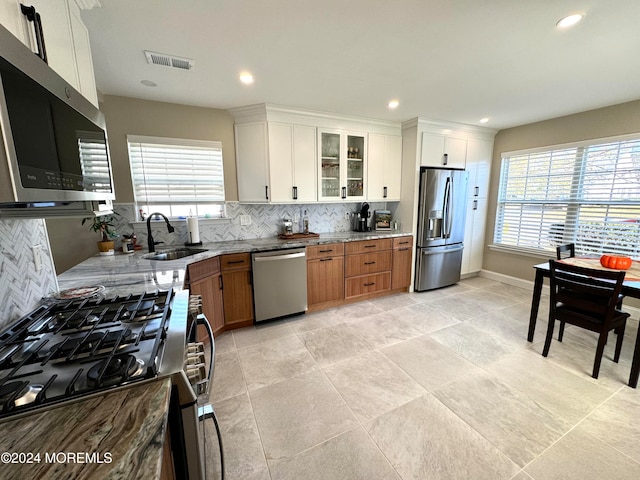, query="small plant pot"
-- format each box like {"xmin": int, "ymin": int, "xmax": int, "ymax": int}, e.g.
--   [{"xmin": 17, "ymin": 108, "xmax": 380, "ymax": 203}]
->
[{"xmin": 97, "ymin": 240, "xmax": 115, "ymax": 256}]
